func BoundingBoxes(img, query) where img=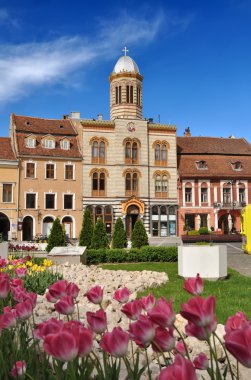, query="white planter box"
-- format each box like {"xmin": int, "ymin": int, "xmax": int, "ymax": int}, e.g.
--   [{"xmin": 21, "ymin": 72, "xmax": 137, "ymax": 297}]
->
[{"xmin": 178, "ymin": 245, "xmax": 227, "ymax": 280}]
